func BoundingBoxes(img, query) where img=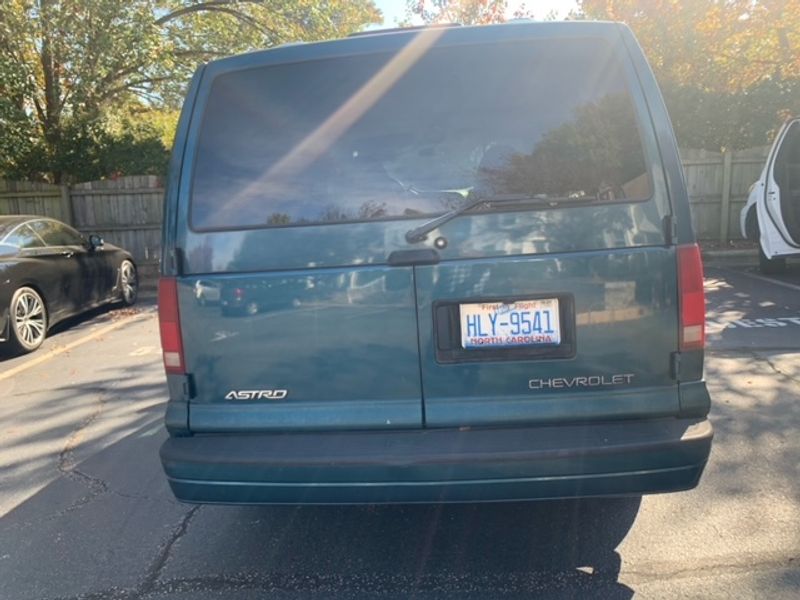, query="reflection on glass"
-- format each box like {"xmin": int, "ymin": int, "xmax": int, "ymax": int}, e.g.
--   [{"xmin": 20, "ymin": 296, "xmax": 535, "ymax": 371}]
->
[
  {"xmin": 192, "ymin": 38, "xmax": 652, "ymax": 230},
  {"xmin": 489, "ymin": 94, "xmax": 650, "ymax": 201}
]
